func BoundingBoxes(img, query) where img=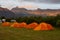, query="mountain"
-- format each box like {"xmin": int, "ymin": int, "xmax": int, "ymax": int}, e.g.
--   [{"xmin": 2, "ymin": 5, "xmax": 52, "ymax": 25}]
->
[
  {"xmin": 0, "ymin": 7, "xmax": 60, "ymax": 18},
  {"xmin": 11, "ymin": 7, "xmax": 60, "ymax": 17},
  {"xmin": 11, "ymin": 7, "xmax": 37, "ymax": 17},
  {"xmin": 0, "ymin": 7, "xmax": 15, "ymax": 18}
]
